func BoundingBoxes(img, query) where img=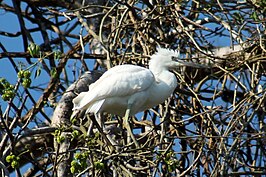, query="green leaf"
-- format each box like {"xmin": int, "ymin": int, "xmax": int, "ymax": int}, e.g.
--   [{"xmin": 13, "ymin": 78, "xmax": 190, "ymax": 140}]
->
[
  {"xmin": 11, "ymin": 160, "xmax": 19, "ymax": 168},
  {"xmin": 34, "ymin": 66, "xmax": 42, "ymax": 78},
  {"xmin": 28, "ymin": 43, "xmax": 40, "ymax": 57},
  {"xmin": 54, "ymin": 50, "xmax": 62, "ymax": 60},
  {"xmin": 250, "ymin": 11, "xmax": 259, "ymax": 21},
  {"xmin": 50, "ymin": 67, "xmax": 57, "ymax": 78},
  {"xmin": 5, "ymin": 155, "xmax": 14, "ymax": 163},
  {"xmin": 18, "ymin": 70, "xmax": 24, "ymax": 78},
  {"xmin": 22, "ymin": 78, "xmax": 31, "ymax": 88},
  {"xmin": 23, "ymin": 70, "xmax": 31, "ymax": 78}
]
